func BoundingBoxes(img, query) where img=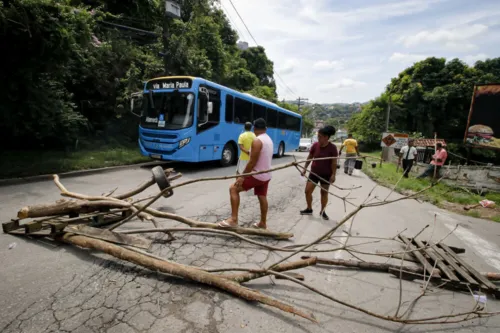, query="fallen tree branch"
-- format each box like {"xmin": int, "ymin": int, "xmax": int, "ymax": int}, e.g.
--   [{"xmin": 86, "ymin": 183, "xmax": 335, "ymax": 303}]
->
[
  {"xmin": 219, "ymin": 257, "xmax": 317, "ymax": 283},
  {"xmin": 57, "ymin": 233, "xmax": 317, "ymax": 322},
  {"xmin": 265, "ymin": 270, "xmax": 500, "ymax": 324},
  {"xmin": 300, "ymin": 256, "xmax": 439, "ymax": 277}
]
